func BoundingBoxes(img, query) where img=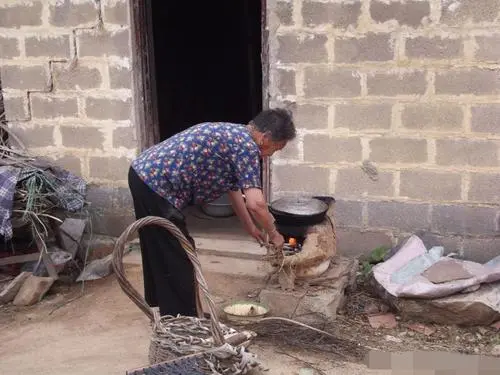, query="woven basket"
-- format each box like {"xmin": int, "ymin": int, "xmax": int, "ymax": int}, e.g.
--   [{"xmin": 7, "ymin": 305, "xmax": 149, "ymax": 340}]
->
[{"xmin": 112, "ymin": 216, "xmax": 259, "ymax": 372}]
